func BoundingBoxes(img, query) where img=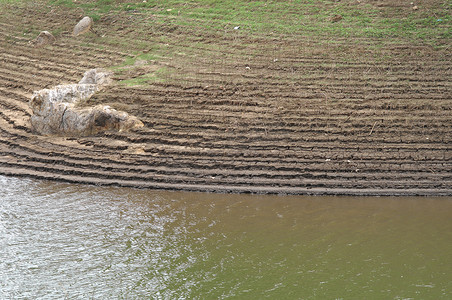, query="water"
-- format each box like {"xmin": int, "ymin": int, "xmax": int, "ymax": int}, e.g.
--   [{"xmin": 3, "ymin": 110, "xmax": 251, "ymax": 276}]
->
[{"xmin": 1, "ymin": 175, "xmax": 451, "ymax": 299}]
